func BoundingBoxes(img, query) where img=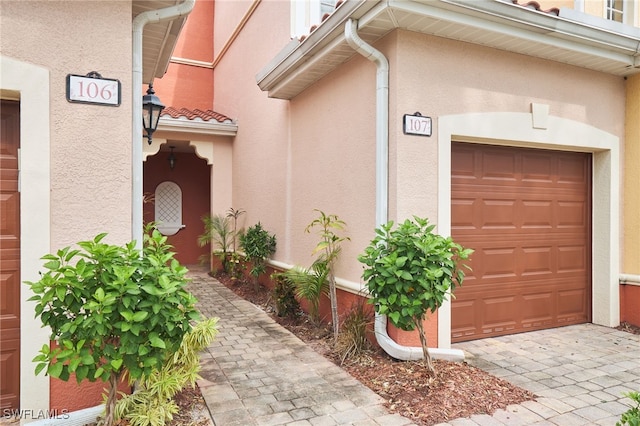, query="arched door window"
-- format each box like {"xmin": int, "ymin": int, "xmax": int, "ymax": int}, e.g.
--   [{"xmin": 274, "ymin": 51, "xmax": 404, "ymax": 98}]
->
[{"xmin": 154, "ymin": 181, "xmax": 185, "ymax": 235}]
